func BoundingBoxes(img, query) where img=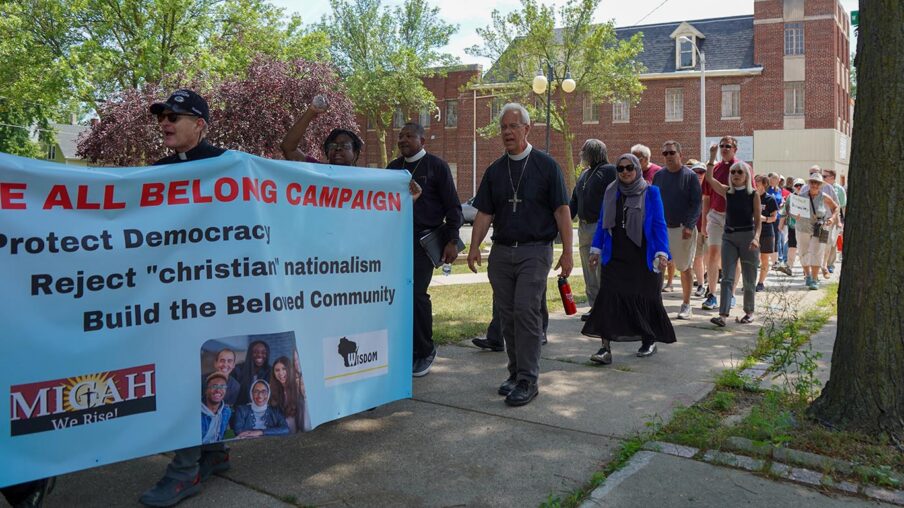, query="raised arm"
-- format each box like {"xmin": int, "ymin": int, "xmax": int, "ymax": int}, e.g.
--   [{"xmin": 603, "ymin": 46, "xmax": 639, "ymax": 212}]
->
[
  {"xmin": 281, "ymin": 99, "xmax": 328, "ymax": 161},
  {"xmin": 705, "ymin": 143, "xmax": 728, "ymax": 198}
]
